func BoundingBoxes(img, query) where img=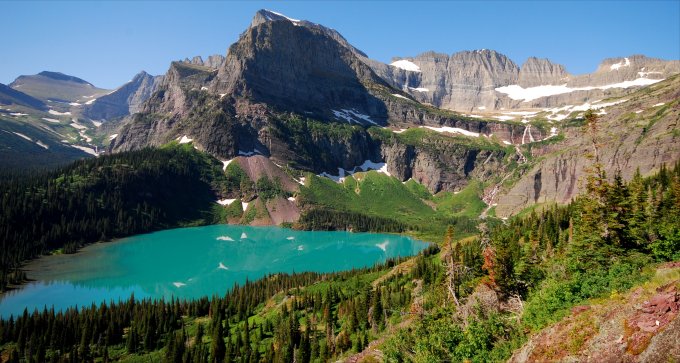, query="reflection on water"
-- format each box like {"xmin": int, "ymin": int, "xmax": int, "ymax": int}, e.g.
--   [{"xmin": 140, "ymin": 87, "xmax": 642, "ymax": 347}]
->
[{"xmin": 0, "ymin": 225, "xmax": 427, "ymax": 318}]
